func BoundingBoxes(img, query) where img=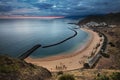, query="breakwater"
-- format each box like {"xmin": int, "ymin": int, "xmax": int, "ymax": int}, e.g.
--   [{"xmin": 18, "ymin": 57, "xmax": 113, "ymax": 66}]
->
[
  {"xmin": 18, "ymin": 44, "xmax": 41, "ymax": 60},
  {"xmin": 42, "ymin": 28, "xmax": 77, "ymax": 48},
  {"xmin": 18, "ymin": 28, "xmax": 78, "ymax": 60}
]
